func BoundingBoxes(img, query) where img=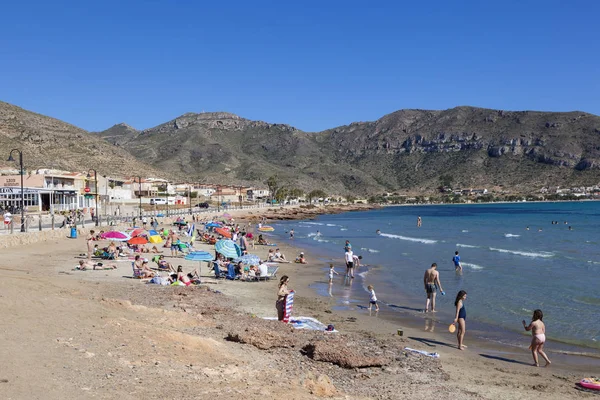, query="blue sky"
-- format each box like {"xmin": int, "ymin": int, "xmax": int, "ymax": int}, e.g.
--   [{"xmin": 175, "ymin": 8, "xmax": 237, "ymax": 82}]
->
[{"xmin": 1, "ymin": 1, "xmax": 598, "ymax": 132}]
